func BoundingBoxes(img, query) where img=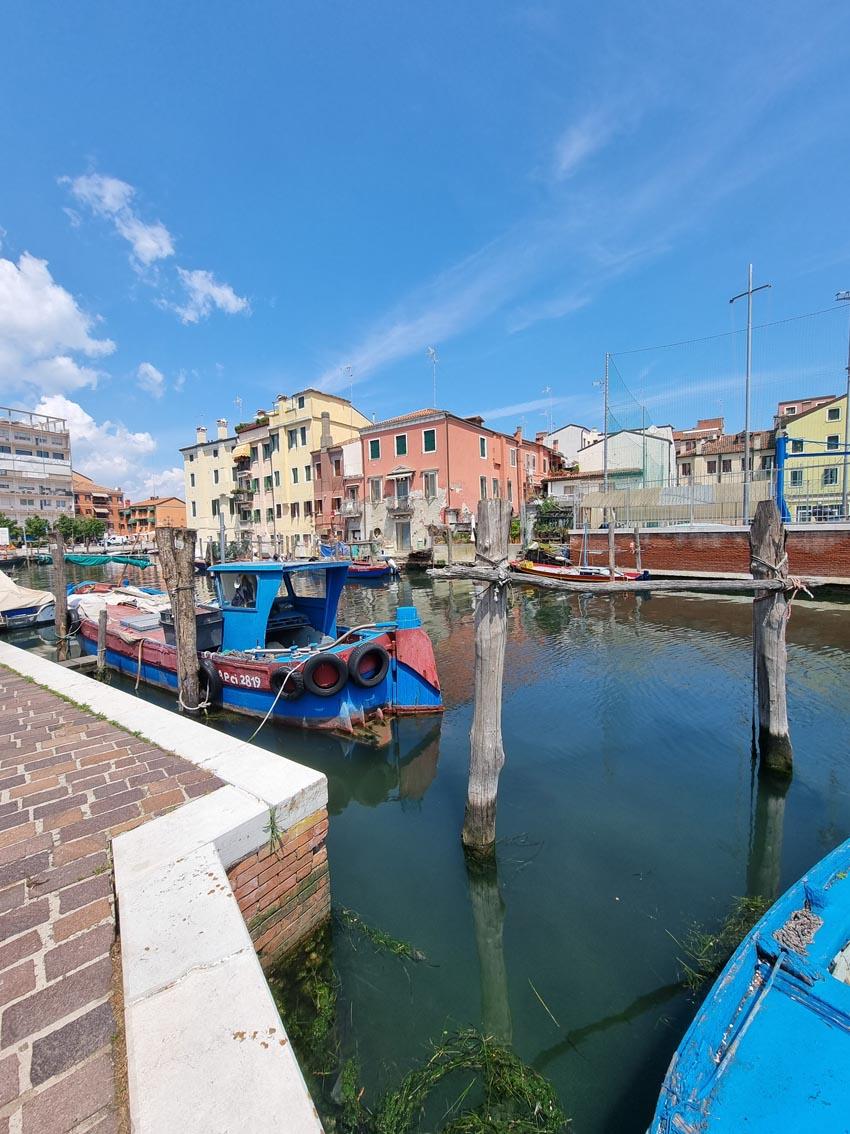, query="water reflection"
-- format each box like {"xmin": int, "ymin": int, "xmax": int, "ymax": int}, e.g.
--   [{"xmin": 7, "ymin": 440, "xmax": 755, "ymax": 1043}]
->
[
  {"xmin": 466, "ymin": 854, "xmax": 512, "ymax": 1044},
  {"xmin": 747, "ymin": 768, "xmax": 789, "ymax": 903}
]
